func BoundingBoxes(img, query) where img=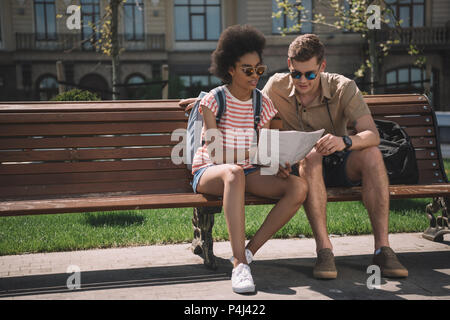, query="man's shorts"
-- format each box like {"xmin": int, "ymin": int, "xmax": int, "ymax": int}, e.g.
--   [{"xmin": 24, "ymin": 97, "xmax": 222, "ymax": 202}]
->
[
  {"xmin": 291, "ymin": 151, "xmax": 361, "ymax": 188},
  {"xmin": 191, "ymin": 165, "xmax": 259, "ymax": 193}
]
